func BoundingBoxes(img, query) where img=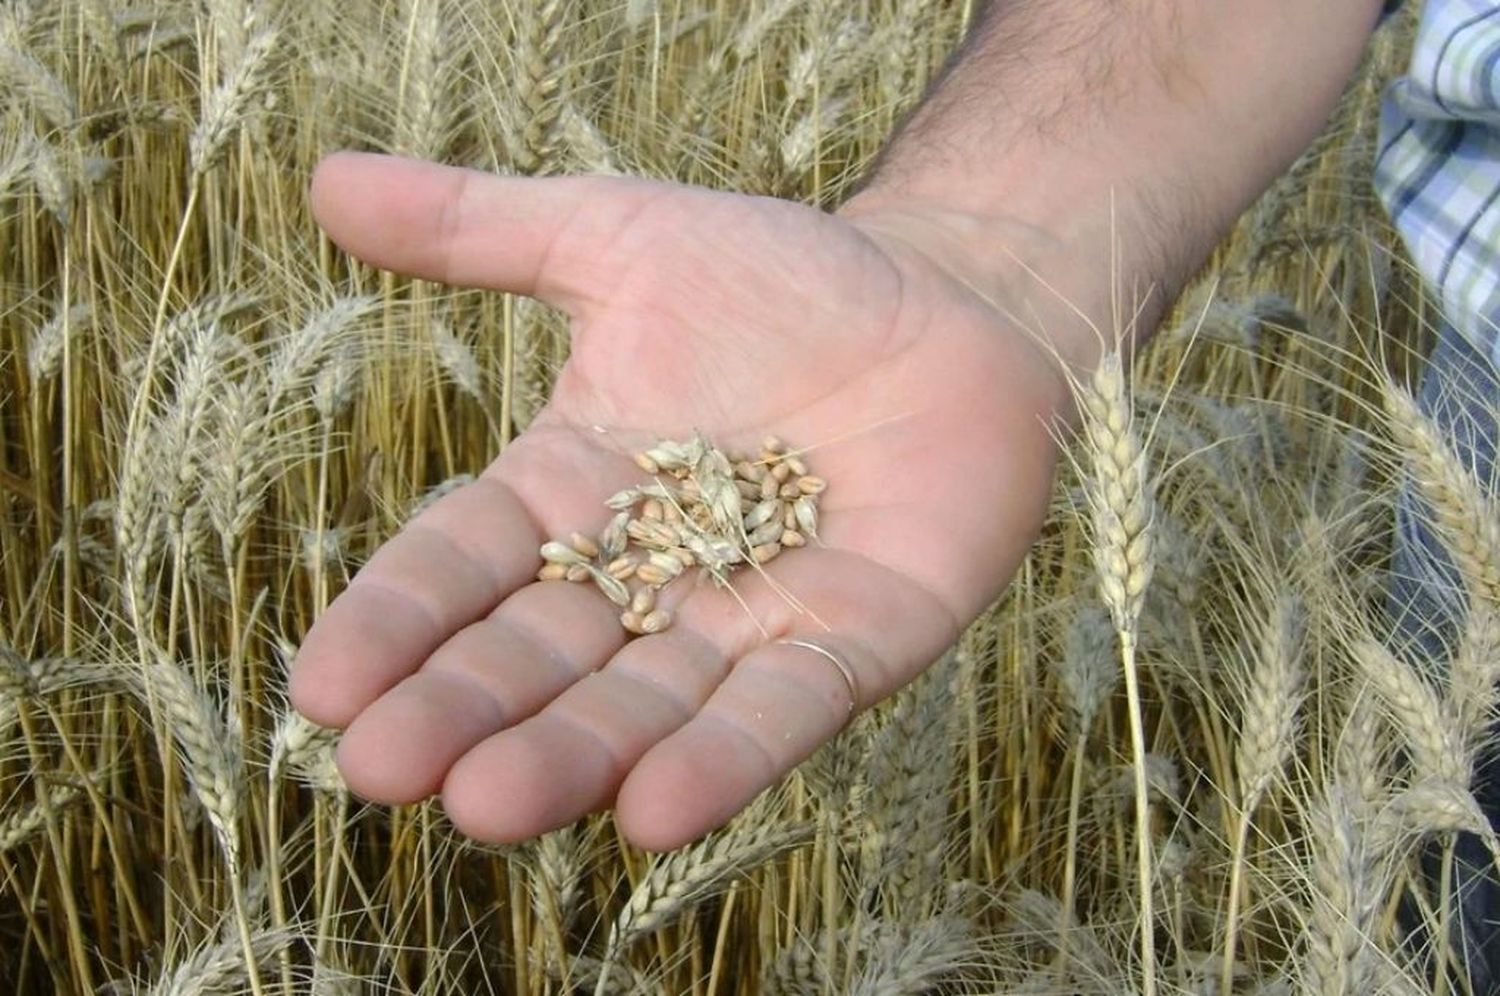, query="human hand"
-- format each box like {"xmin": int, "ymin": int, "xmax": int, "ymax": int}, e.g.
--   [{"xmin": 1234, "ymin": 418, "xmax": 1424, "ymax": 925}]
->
[{"xmin": 289, "ymin": 152, "xmax": 1070, "ymax": 851}]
